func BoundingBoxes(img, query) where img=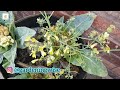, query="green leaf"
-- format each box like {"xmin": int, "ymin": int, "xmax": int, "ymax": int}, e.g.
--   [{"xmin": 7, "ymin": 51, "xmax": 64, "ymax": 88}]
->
[
  {"xmin": 3, "ymin": 42, "xmax": 17, "ymax": 63},
  {"xmin": 66, "ymin": 54, "xmax": 83, "ymax": 66},
  {"xmin": 3, "ymin": 42, "xmax": 17, "ymax": 71},
  {"xmin": 15, "ymin": 27, "xmax": 36, "ymax": 49},
  {"xmin": 81, "ymin": 50, "xmax": 108, "ymax": 77},
  {"xmin": 2, "ymin": 59, "xmax": 10, "ymax": 69},
  {"xmin": 11, "ymin": 73, "xmax": 31, "ymax": 79},
  {"xmin": 67, "ymin": 12, "xmax": 96, "ymax": 36},
  {"xmin": 0, "ymin": 11, "xmax": 14, "ymax": 25},
  {"xmin": 2, "ymin": 58, "xmax": 15, "ymax": 73},
  {"xmin": 66, "ymin": 49, "xmax": 108, "ymax": 77},
  {"xmin": 0, "ymin": 46, "xmax": 8, "ymax": 54},
  {"xmin": 57, "ymin": 16, "xmax": 64, "ymax": 23},
  {"xmin": 8, "ymin": 23, "xmax": 16, "ymax": 39},
  {"xmin": 0, "ymin": 54, "xmax": 3, "ymax": 64}
]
